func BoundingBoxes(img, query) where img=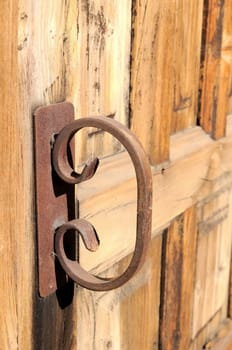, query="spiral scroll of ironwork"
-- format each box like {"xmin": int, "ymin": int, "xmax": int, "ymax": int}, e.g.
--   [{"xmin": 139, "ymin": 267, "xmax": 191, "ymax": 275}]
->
[{"xmin": 52, "ymin": 116, "xmax": 152, "ymax": 291}]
